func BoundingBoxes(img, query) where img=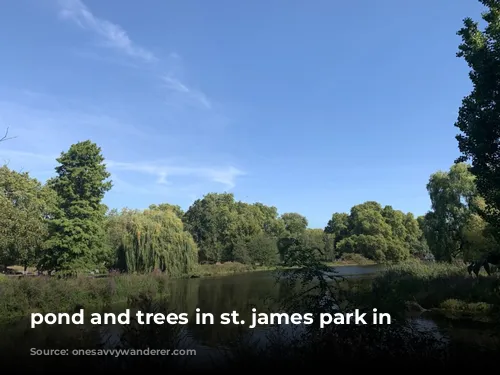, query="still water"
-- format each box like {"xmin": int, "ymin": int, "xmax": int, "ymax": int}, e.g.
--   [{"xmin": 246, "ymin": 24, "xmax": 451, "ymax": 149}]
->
[{"xmin": 1, "ymin": 265, "xmax": 496, "ymax": 368}]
